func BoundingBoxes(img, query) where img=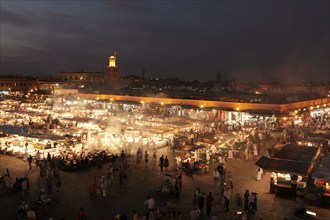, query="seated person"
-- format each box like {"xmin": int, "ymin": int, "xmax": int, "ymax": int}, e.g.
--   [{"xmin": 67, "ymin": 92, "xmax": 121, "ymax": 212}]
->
[
  {"xmin": 38, "ymin": 189, "xmax": 51, "ymax": 205},
  {"xmin": 17, "ymin": 201, "xmax": 29, "ymax": 220}
]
